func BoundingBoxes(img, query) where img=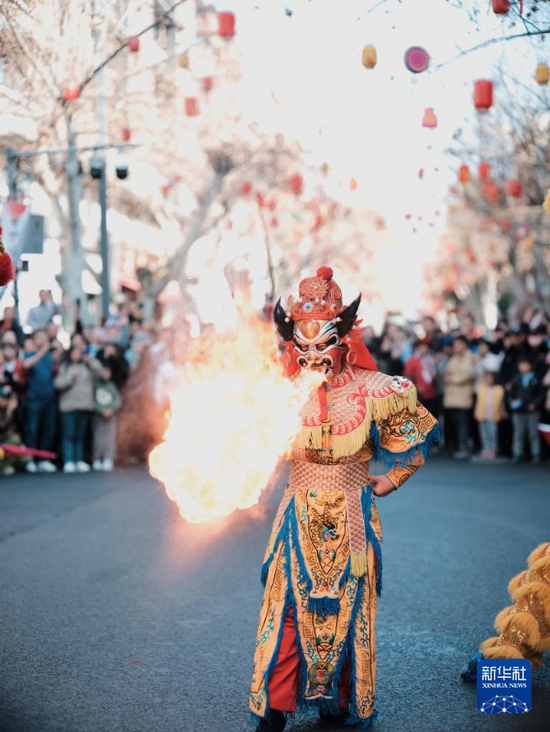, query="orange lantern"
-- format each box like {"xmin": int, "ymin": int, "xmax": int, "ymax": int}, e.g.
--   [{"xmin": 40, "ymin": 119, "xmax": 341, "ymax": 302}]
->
[
  {"xmin": 362, "ymin": 45, "xmax": 377, "ymax": 69},
  {"xmin": 218, "ymin": 11, "xmax": 236, "ymax": 38},
  {"xmin": 535, "ymin": 63, "xmax": 549, "ymax": 85},
  {"xmin": 478, "ymin": 161, "xmax": 490, "ymax": 180},
  {"xmin": 178, "ymin": 52, "xmax": 189, "ymax": 68},
  {"xmin": 185, "ymin": 97, "xmax": 199, "ymax": 116},
  {"xmin": 492, "ymin": 0, "xmax": 510, "ymax": 14},
  {"xmin": 422, "ymin": 108, "xmax": 437, "ymax": 128},
  {"xmin": 290, "ymin": 173, "xmax": 303, "ymax": 194},
  {"xmin": 127, "ymin": 36, "xmax": 140, "ymax": 52},
  {"xmin": 474, "ymin": 80, "xmax": 493, "ymax": 111},
  {"xmin": 321, "ymin": 162, "xmax": 329, "ymax": 176},
  {"xmin": 63, "ymin": 85, "xmax": 80, "ymax": 101},
  {"xmin": 458, "ymin": 164, "xmax": 471, "ymax": 184},
  {"xmin": 350, "ymin": 178, "xmax": 358, "ymax": 191},
  {"xmin": 506, "ymin": 179, "xmax": 522, "ymax": 197}
]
